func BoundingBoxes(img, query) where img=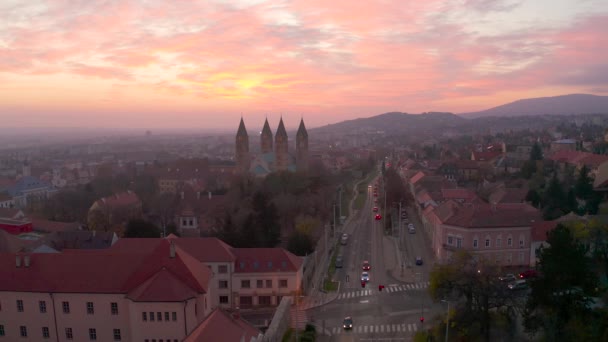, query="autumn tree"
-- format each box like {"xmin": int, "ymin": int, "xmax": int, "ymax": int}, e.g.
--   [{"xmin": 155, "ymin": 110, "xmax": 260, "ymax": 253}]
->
[{"xmin": 124, "ymin": 219, "xmax": 161, "ymax": 238}]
